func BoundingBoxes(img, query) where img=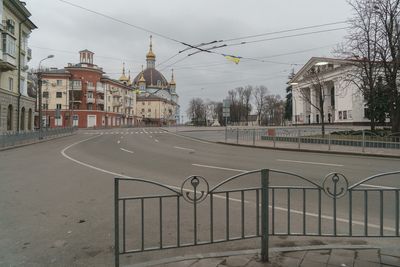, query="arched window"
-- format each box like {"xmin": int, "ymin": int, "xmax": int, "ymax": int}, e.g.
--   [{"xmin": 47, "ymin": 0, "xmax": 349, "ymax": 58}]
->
[
  {"xmin": 28, "ymin": 109, "xmax": 32, "ymax": 130},
  {"xmin": 20, "ymin": 107, "xmax": 25, "ymax": 131},
  {"xmin": 7, "ymin": 104, "xmax": 13, "ymax": 131}
]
